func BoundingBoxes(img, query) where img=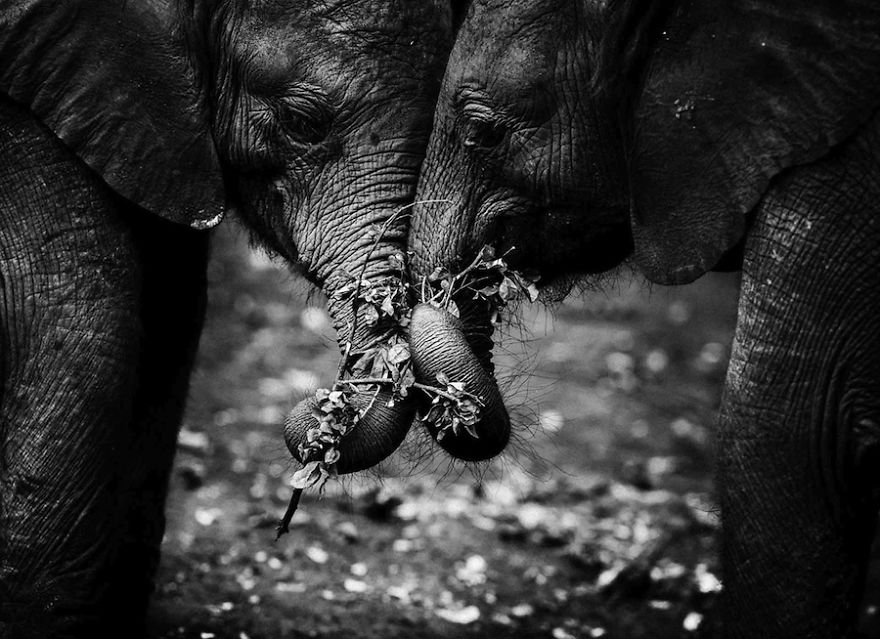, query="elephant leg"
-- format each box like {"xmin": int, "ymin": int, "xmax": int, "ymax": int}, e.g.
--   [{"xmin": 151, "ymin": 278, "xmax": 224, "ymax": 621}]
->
[
  {"xmin": 104, "ymin": 213, "xmax": 210, "ymax": 631},
  {"xmin": 718, "ymin": 124, "xmax": 880, "ymax": 638},
  {"xmin": 0, "ymin": 103, "xmax": 144, "ymax": 636}
]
